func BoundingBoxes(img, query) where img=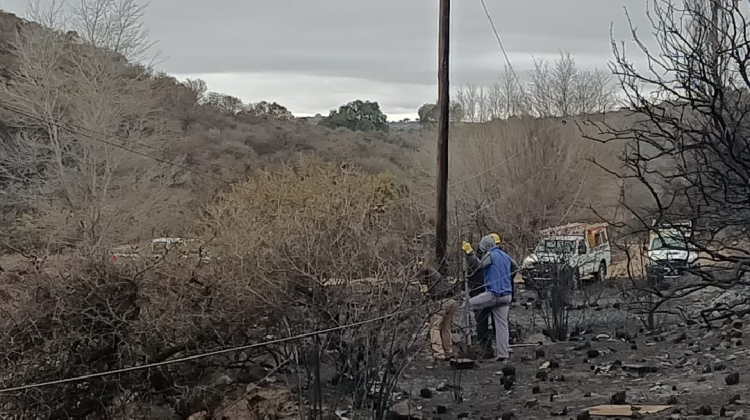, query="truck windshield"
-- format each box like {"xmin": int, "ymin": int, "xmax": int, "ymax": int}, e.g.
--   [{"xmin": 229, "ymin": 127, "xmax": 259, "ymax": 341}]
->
[
  {"xmin": 650, "ymin": 235, "xmax": 696, "ymax": 251},
  {"xmin": 535, "ymin": 240, "xmax": 576, "ymax": 255}
]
